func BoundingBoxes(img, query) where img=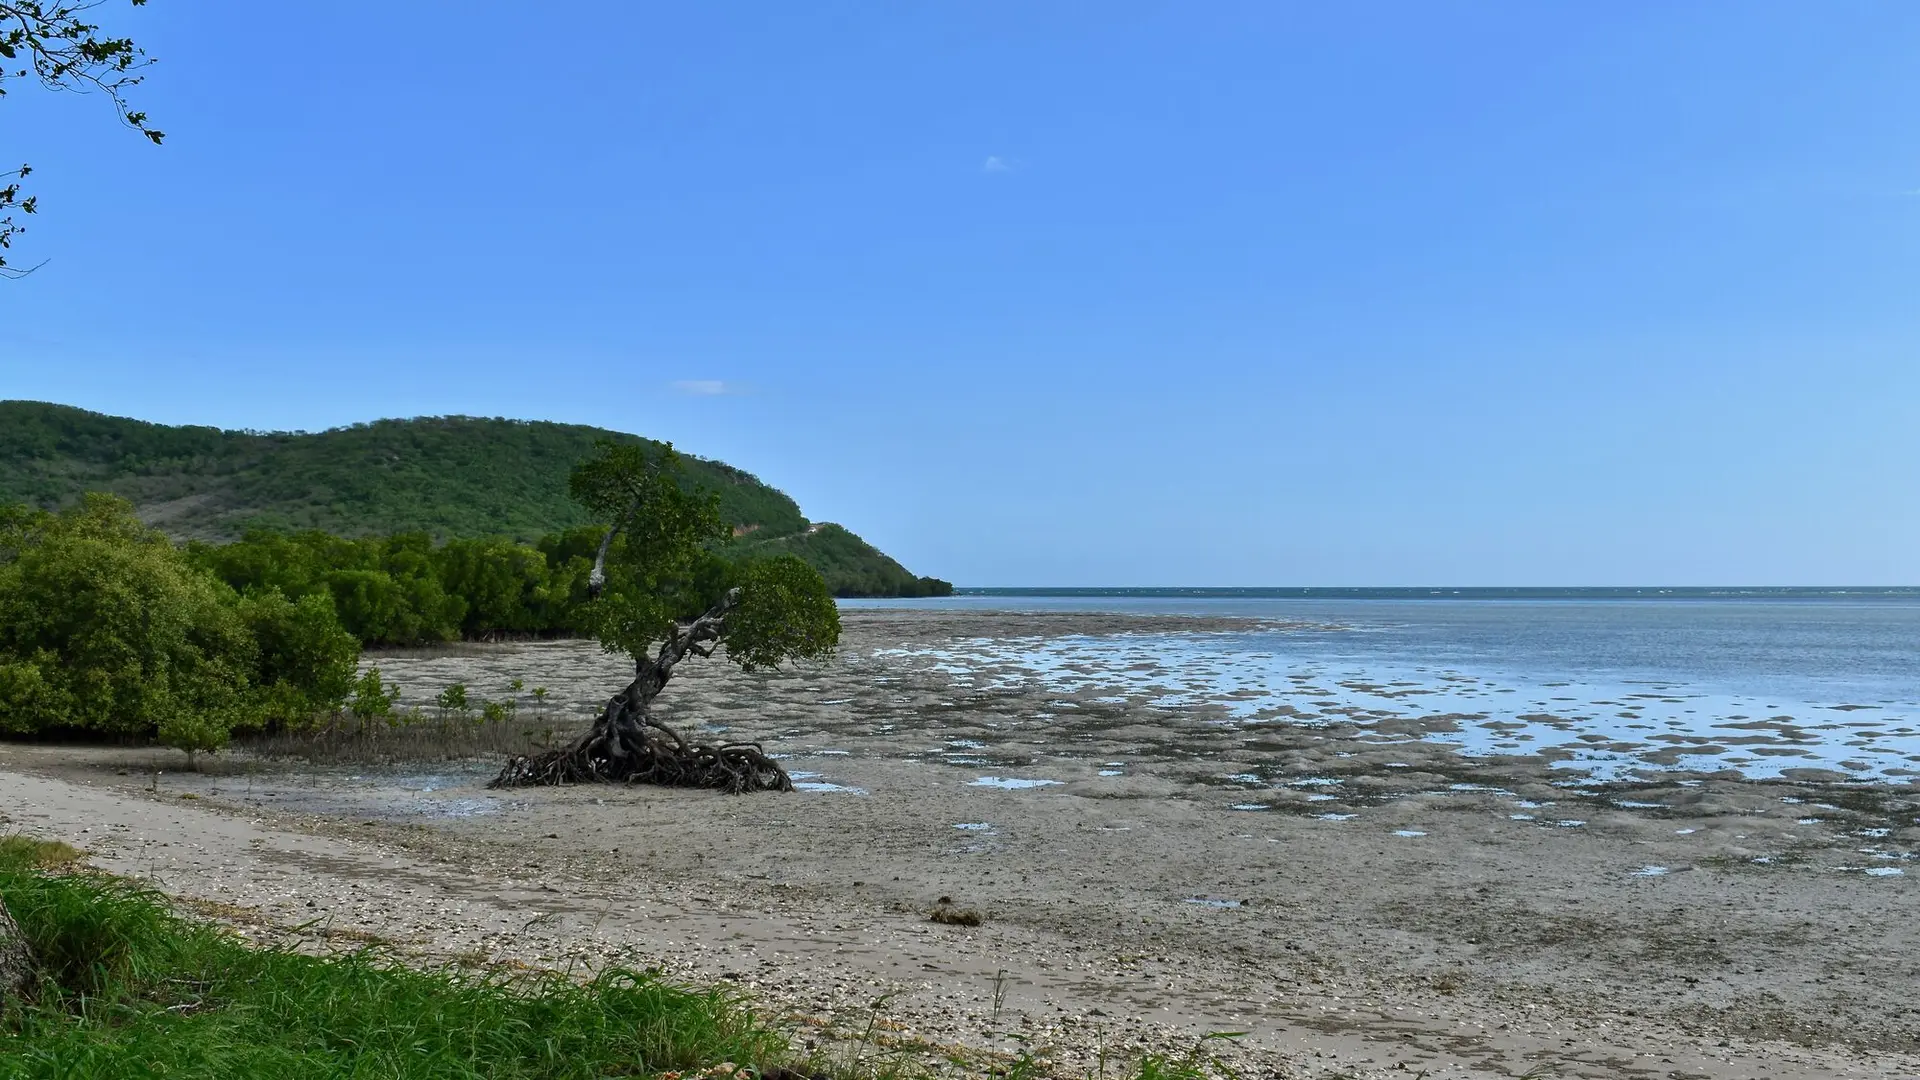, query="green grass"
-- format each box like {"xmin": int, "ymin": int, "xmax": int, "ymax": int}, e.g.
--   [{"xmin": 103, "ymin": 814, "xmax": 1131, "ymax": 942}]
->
[
  {"xmin": 0, "ymin": 837, "xmax": 83, "ymax": 871},
  {"xmin": 0, "ymin": 837, "xmax": 1242, "ymax": 1079},
  {"xmin": 0, "ymin": 840, "xmax": 784, "ymax": 1079}
]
